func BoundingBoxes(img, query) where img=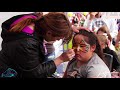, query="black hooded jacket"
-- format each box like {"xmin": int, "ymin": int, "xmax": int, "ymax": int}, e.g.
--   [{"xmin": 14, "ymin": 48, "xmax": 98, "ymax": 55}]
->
[{"xmin": 0, "ymin": 14, "xmax": 56, "ymax": 78}]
